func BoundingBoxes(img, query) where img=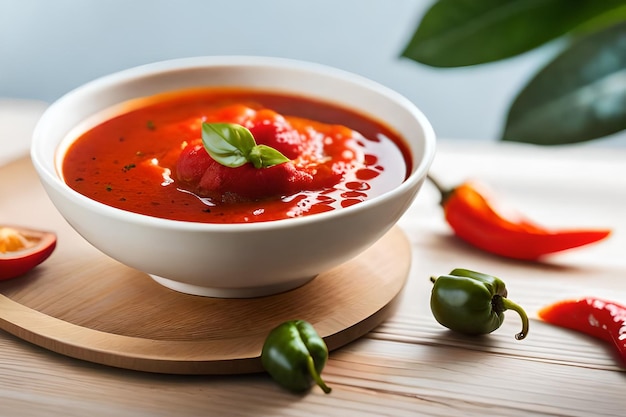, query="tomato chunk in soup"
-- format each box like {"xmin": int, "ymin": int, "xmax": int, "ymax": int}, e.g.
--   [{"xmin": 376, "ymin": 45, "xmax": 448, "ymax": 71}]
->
[{"xmin": 176, "ymin": 104, "xmax": 361, "ymax": 203}]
